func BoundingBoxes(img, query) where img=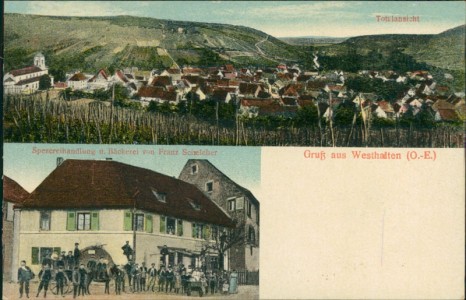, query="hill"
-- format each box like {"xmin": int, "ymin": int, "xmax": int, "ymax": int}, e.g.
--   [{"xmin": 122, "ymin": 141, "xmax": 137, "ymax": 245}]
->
[
  {"xmin": 4, "ymin": 13, "xmax": 304, "ymax": 77},
  {"xmin": 3, "ymin": 13, "xmax": 465, "ymax": 80}
]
